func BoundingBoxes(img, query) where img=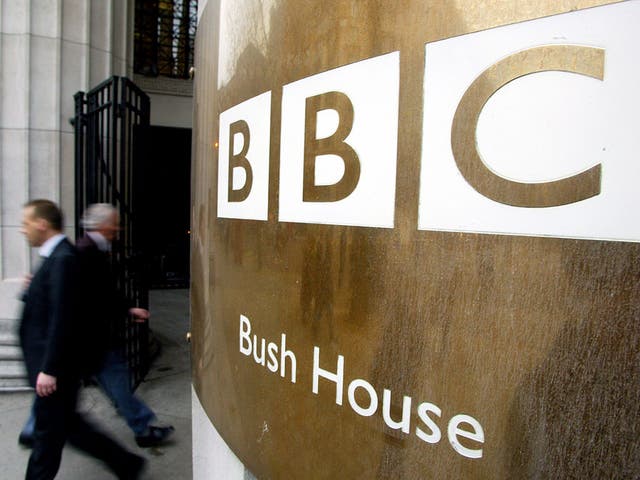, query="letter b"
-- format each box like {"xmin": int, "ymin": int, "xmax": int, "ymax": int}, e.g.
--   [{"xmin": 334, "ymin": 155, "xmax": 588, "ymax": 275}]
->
[
  {"xmin": 228, "ymin": 120, "xmax": 253, "ymax": 202},
  {"xmin": 303, "ymin": 92, "xmax": 360, "ymax": 202},
  {"xmin": 217, "ymin": 91, "xmax": 271, "ymax": 221},
  {"xmin": 279, "ymin": 51, "xmax": 400, "ymax": 228}
]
